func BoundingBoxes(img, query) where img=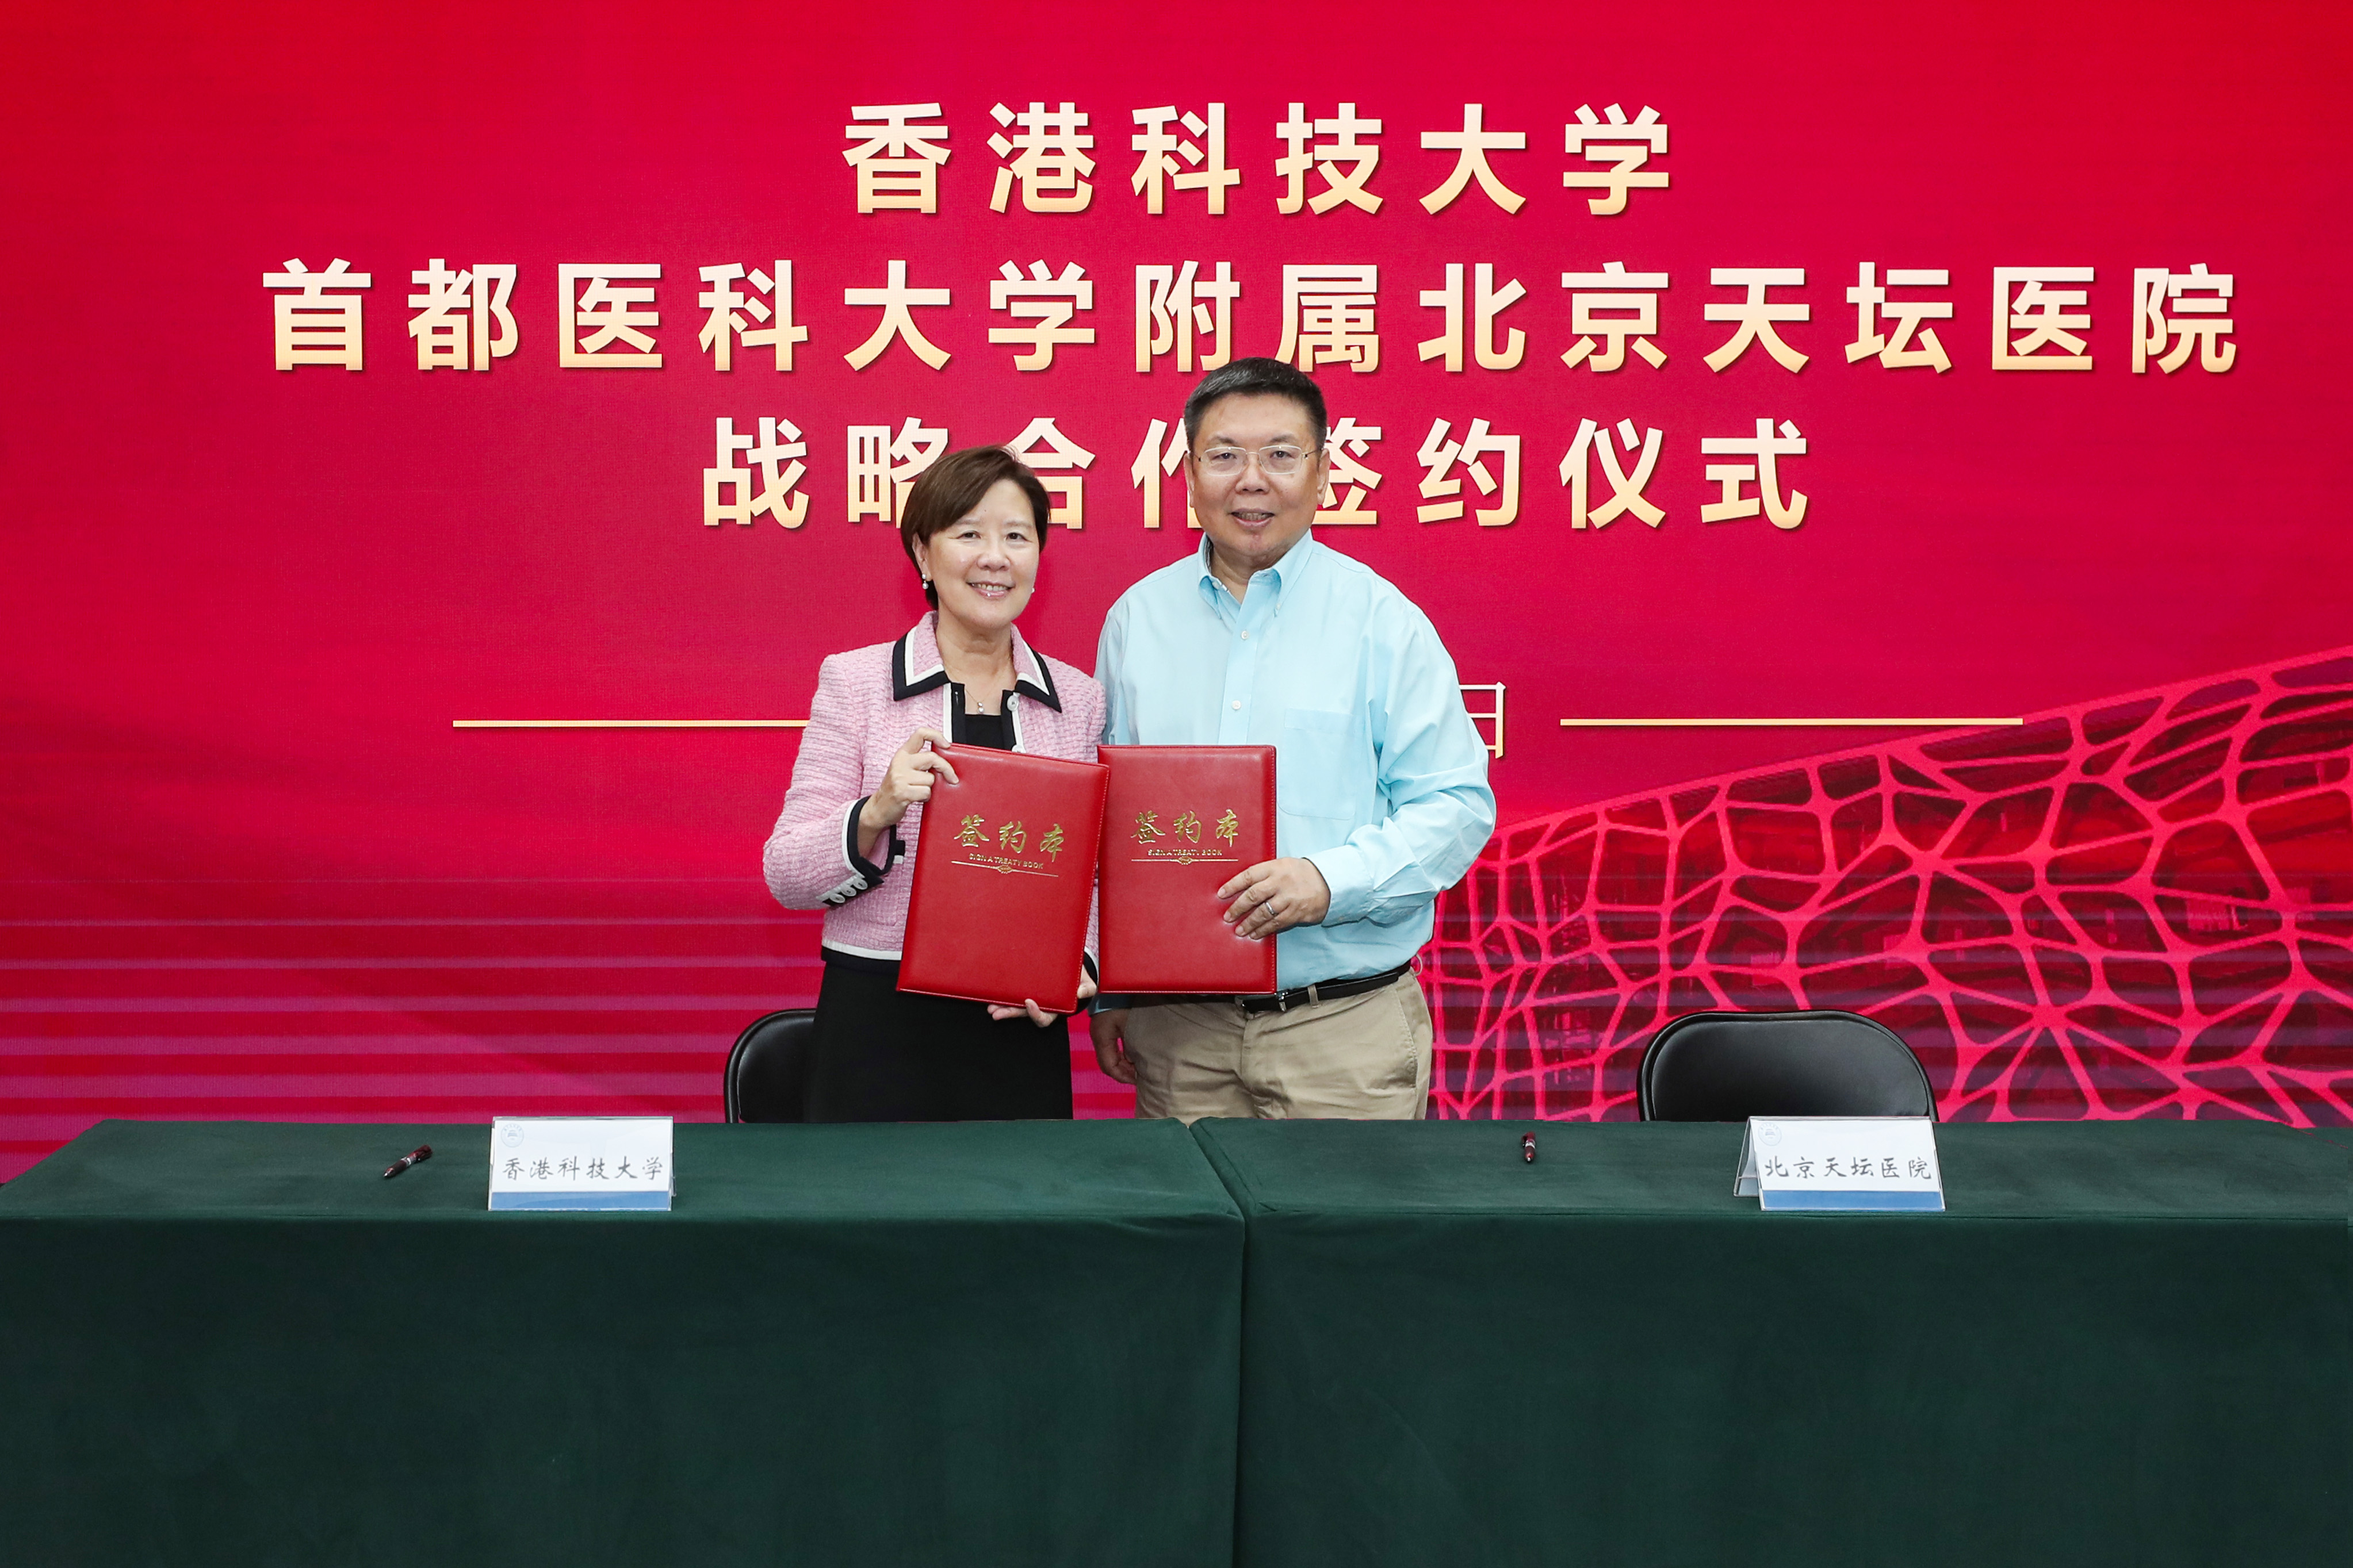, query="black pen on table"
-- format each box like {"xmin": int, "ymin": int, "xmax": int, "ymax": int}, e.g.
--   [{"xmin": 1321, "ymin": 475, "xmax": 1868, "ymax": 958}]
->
[
  {"xmin": 1521, "ymin": 1132, "xmax": 1536, "ymax": 1163},
  {"xmin": 382, "ymin": 1144, "xmax": 433, "ymax": 1179}
]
